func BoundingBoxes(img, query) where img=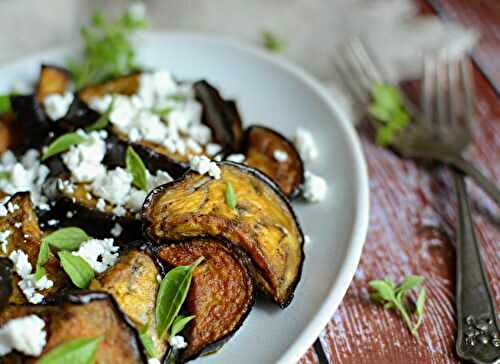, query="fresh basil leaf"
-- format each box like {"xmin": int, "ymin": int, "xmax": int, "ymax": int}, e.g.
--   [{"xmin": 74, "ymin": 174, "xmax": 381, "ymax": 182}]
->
[
  {"xmin": 152, "ymin": 107, "xmax": 172, "ymax": 118},
  {"xmin": 0, "ymin": 95, "xmax": 11, "ymax": 114},
  {"xmin": 42, "ymin": 133, "xmax": 87, "ymax": 160},
  {"xmin": 170, "ymin": 315, "xmax": 195, "ymax": 337},
  {"xmin": 156, "ymin": 257, "xmax": 204, "ymax": 339},
  {"xmin": 262, "ymin": 31, "xmax": 286, "ymax": 53},
  {"xmin": 225, "ymin": 181, "xmax": 237, "ymax": 209},
  {"xmin": 368, "ymin": 104, "xmax": 391, "ymax": 123},
  {"xmin": 58, "ymin": 251, "xmax": 94, "ymax": 289},
  {"xmin": 34, "ymin": 240, "xmax": 50, "ymax": 280},
  {"xmin": 85, "ymin": 96, "xmax": 115, "ymax": 131},
  {"xmin": 37, "ymin": 336, "xmax": 103, "ymax": 364},
  {"xmin": 368, "ymin": 280, "xmax": 395, "ymax": 302},
  {"xmin": 396, "ymin": 275, "xmax": 424, "ymax": 294},
  {"xmin": 34, "ymin": 265, "xmax": 47, "ymax": 282},
  {"xmin": 126, "ymin": 146, "xmax": 148, "ymax": 191},
  {"xmin": 139, "ymin": 326, "xmax": 157, "ymax": 358},
  {"xmin": 372, "ymin": 84, "xmax": 402, "ymax": 111},
  {"xmin": 42, "ymin": 227, "xmax": 90, "ymax": 251}
]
